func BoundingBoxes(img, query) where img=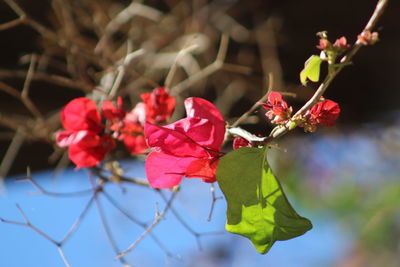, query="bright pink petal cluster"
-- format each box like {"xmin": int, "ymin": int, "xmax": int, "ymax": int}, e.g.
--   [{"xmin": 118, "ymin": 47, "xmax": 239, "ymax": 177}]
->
[
  {"xmin": 144, "ymin": 97, "xmax": 225, "ymax": 189},
  {"xmin": 56, "ymin": 97, "xmax": 115, "ymax": 168},
  {"xmin": 261, "ymin": 92, "xmax": 292, "ymax": 125}
]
